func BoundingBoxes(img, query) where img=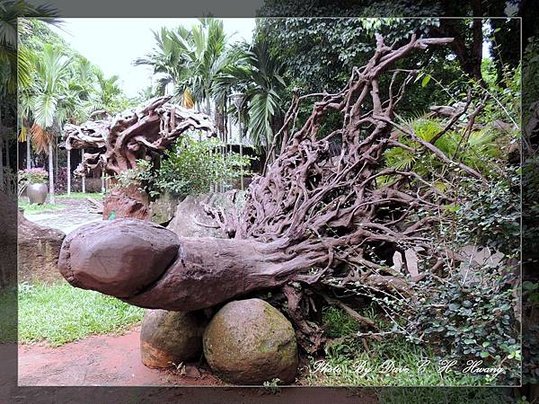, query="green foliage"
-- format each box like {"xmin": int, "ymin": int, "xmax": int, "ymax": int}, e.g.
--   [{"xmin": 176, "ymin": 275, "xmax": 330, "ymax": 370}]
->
[
  {"xmin": 383, "ymin": 115, "xmax": 510, "ymax": 183},
  {"xmin": 523, "ymin": 36, "xmax": 539, "ymax": 116},
  {"xmin": 409, "ymin": 264, "xmax": 520, "ymax": 385},
  {"xmin": 155, "ymin": 137, "xmax": 252, "ymax": 196},
  {"xmin": 453, "ymin": 169, "xmax": 520, "ymax": 253},
  {"xmin": 18, "ymin": 281, "xmax": 144, "ymax": 347},
  {"xmin": 257, "ymin": 0, "xmax": 441, "ymax": 18},
  {"xmin": 523, "ymin": 284, "xmax": 539, "ymax": 385},
  {"xmin": 0, "ymin": 288, "xmax": 16, "ymax": 343},
  {"xmin": 135, "ymin": 18, "xmax": 228, "ymax": 112},
  {"xmin": 523, "ymin": 156, "xmax": 539, "ymax": 263},
  {"xmin": 255, "ymin": 17, "xmax": 463, "ymax": 119},
  {"xmin": 378, "ymin": 386, "xmax": 512, "ymax": 403},
  {"xmin": 256, "ymin": 18, "xmax": 429, "ymax": 95},
  {"xmin": 304, "ymin": 335, "xmax": 490, "ymax": 386},
  {"xmin": 116, "ymin": 137, "xmax": 252, "ymax": 197},
  {"xmin": 19, "ymin": 19, "xmax": 134, "ymax": 130},
  {"xmin": 215, "ymin": 39, "xmax": 287, "ymax": 151},
  {"xmin": 115, "ymin": 159, "xmax": 156, "ymax": 194},
  {"xmin": 0, "ymin": 1, "xmax": 57, "ymax": 95}
]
